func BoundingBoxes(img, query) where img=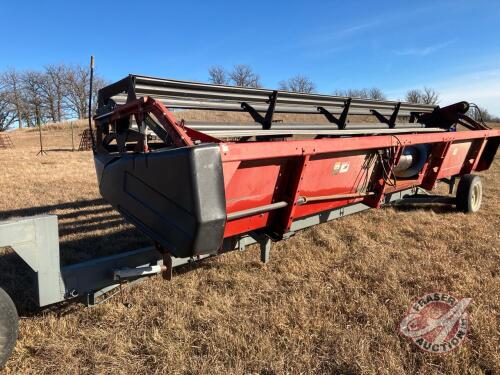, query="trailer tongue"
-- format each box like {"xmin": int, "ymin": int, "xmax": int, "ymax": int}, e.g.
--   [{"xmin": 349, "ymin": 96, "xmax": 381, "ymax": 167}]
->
[{"xmin": 93, "ymin": 75, "xmax": 499, "ymax": 264}]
